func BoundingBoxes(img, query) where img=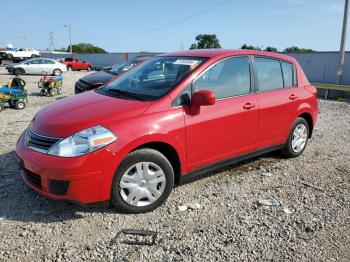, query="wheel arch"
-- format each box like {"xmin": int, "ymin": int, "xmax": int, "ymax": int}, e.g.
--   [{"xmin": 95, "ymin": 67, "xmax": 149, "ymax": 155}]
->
[
  {"xmin": 297, "ymin": 112, "xmax": 314, "ymax": 138},
  {"xmin": 133, "ymin": 141, "xmax": 182, "ymax": 185}
]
